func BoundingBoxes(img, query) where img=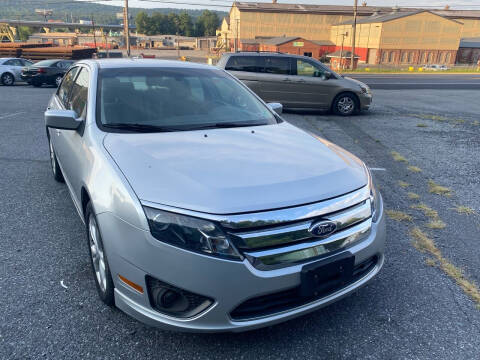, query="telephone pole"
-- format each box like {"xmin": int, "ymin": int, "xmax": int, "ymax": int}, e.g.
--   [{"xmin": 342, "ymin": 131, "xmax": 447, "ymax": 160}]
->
[
  {"xmin": 351, "ymin": 0, "xmax": 358, "ymax": 70},
  {"xmin": 123, "ymin": 0, "xmax": 131, "ymax": 57}
]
